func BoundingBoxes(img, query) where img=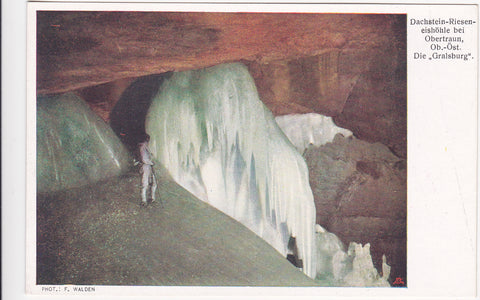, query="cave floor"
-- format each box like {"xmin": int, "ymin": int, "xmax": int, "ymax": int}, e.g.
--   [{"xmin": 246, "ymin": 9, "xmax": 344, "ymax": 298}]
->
[{"xmin": 36, "ymin": 165, "xmax": 320, "ymax": 286}]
